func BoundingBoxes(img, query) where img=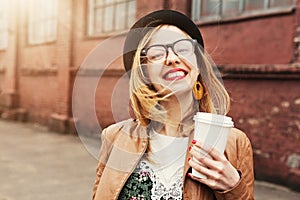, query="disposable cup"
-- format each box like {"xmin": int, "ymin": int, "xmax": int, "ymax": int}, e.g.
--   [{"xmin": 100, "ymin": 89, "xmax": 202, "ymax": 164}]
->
[{"xmin": 191, "ymin": 112, "xmax": 234, "ymax": 179}]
